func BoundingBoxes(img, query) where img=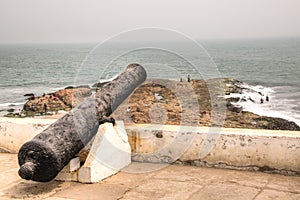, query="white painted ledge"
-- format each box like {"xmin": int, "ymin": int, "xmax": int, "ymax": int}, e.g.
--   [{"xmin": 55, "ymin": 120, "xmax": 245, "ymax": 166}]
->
[{"xmin": 126, "ymin": 124, "xmax": 300, "ymax": 174}]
